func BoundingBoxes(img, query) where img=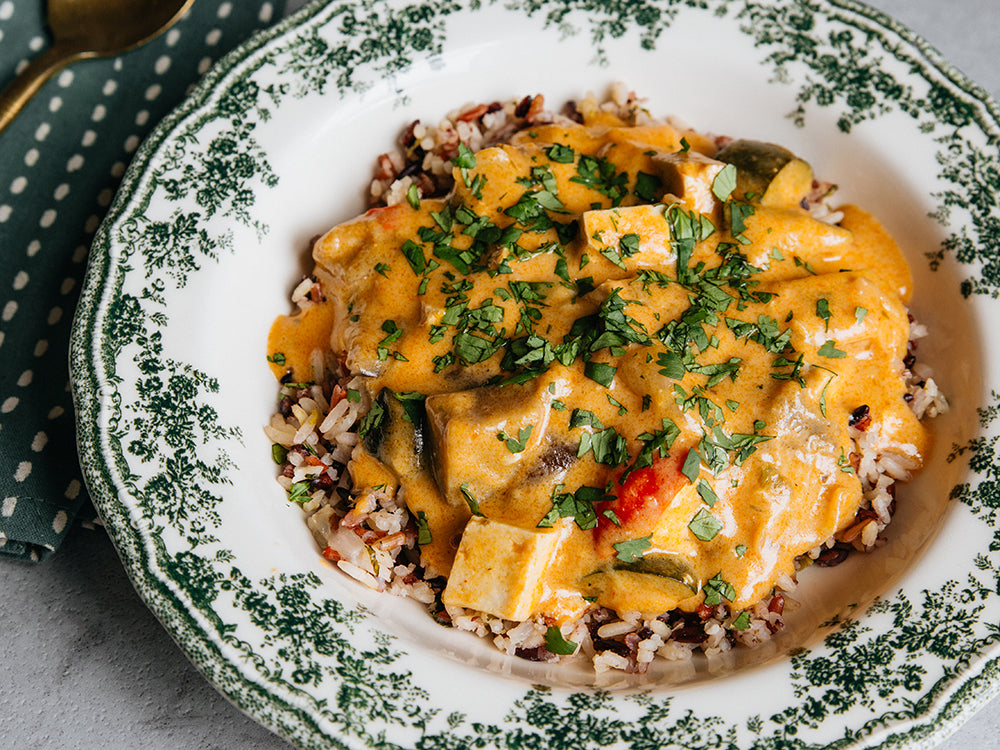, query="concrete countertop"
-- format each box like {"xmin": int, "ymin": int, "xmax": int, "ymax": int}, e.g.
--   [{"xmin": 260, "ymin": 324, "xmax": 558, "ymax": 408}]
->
[{"xmin": 2, "ymin": 0, "xmax": 998, "ymax": 747}]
